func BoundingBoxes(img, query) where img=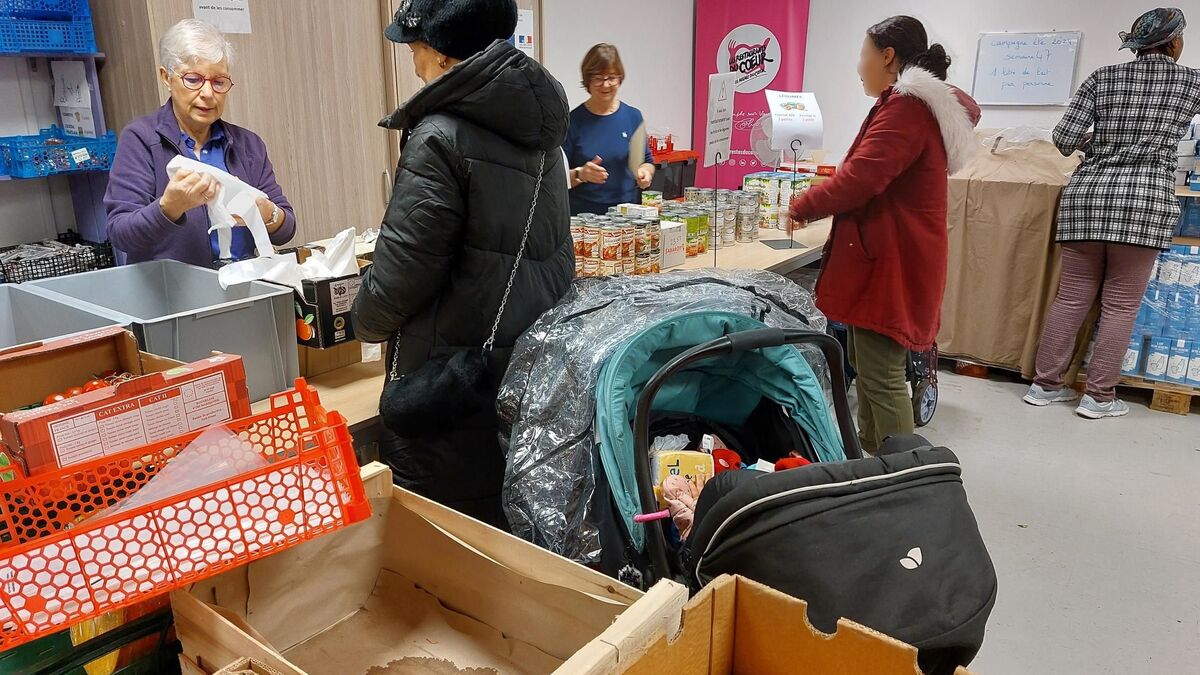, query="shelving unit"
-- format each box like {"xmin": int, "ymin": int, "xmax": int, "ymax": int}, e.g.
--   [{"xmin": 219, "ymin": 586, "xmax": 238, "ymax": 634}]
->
[{"xmin": 0, "ymin": 47, "xmax": 110, "ymax": 245}]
